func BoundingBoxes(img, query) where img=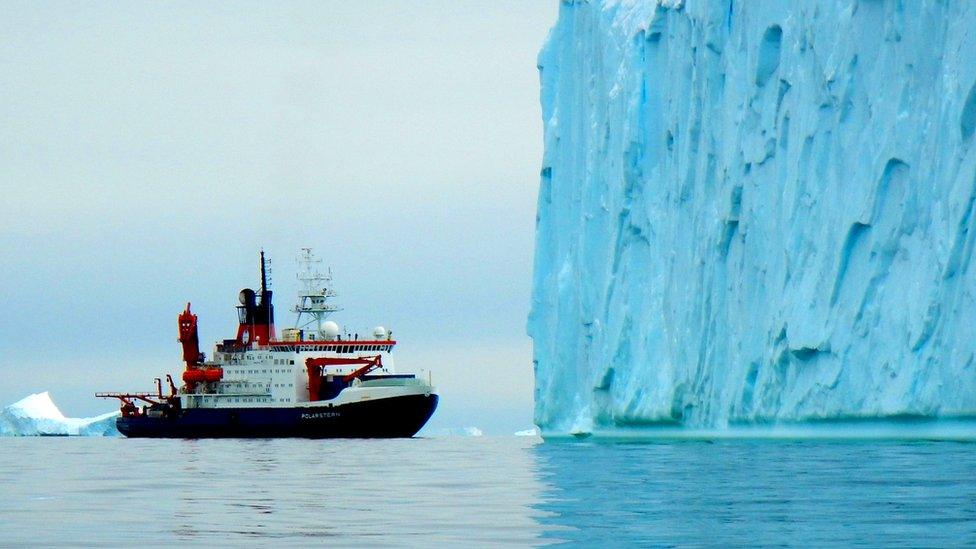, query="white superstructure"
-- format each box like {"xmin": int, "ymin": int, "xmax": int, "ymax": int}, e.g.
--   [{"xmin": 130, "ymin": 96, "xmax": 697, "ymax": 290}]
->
[{"xmin": 170, "ymin": 248, "xmax": 433, "ymax": 411}]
